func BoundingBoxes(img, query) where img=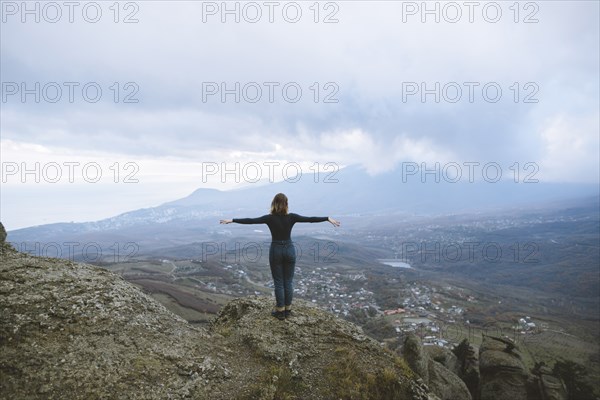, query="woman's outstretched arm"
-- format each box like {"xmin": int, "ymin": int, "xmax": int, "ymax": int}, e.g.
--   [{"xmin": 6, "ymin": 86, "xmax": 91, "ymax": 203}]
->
[
  {"xmin": 292, "ymin": 214, "xmax": 340, "ymax": 227},
  {"xmin": 220, "ymin": 215, "xmax": 270, "ymax": 224}
]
